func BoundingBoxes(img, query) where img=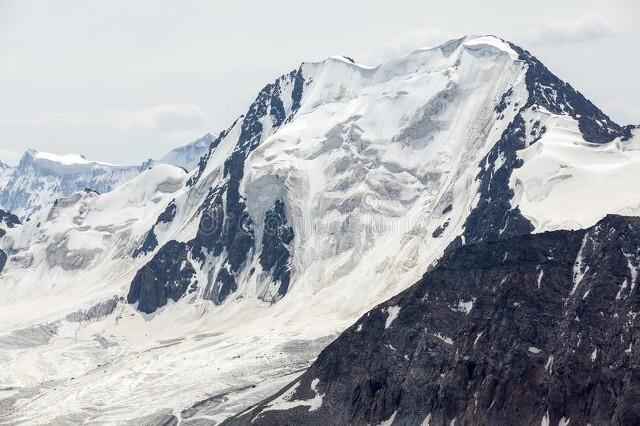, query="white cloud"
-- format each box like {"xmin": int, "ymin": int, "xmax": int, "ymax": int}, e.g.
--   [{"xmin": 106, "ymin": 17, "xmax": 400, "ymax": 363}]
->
[
  {"xmin": 126, "ymin": 104, "xmax": 211, "ymax": 132},
  {"xmin": 363, "ymin": 27, "xmax": 457, "ymax": 64},
  {"xmin": 523, "ymin": 14, "xmax": 615, "ymax": 46},
  {"xmin": 0, "ymin": 104, "xmax": 213, "ymax": 164},
  {"xmin": 0, "ymin": 104, "xmax": 211, "ymax": 134}
]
